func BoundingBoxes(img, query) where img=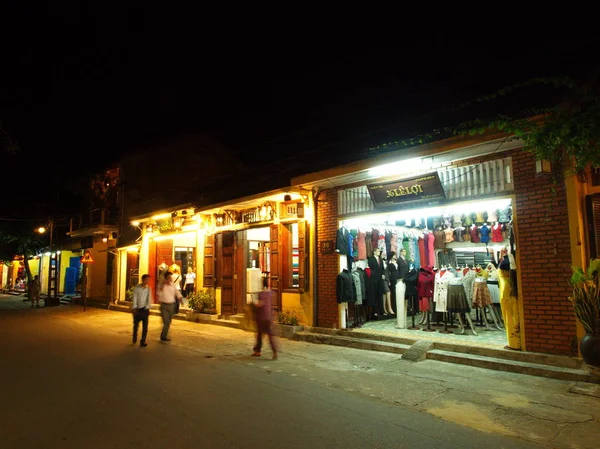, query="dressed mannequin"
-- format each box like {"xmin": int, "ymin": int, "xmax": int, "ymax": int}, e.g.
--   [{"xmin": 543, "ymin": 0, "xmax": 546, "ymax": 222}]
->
[
  {"xmin": 491, "ymin": 222, "xmax": 503, "ymax": 243},
  {"xmin": 336, "ymin": 267, "xmax": 356, "ymax": 329},
  {"xmin": 367, "ymin": 248, "xmax": 384, "ymax": 319},
  {"xmin": 392, "ymin": 250, "xmax": 409, "ymax": 328},
  {"xmin": 479, "ymin": 223, "xmax": 490, "ymax": 244},
  {"xmin": 417, "ymin": 265, "xmax": 435, "ymax": 327},
  {"xmin": 469, "ymin": 224, "xmax": 480, "ymax": 243},
  {"xmin": 443, "ymin": 225, "xmax": 454, "ymax": 243},
  {"xmin": 433, "ymin": 226, "xmax": 446, "ymax": 249},
  {"xmin": 498, "ymin": 249, "xmax": 521, "ymax": 350},
  {"xmin": 447, "ymin": 274, "xmax": 477, "ymax": 335},
  {"xmin": 350, "ymin": 262, "xmax": 366, "ymax": 328},
  {"xmin": 381, "ymin": 258, "xmax": 392, "ymax": 316},
  {"xmin": 386, "ymin": 252, "xmax": 399, "ymax": 315},
  {"xmin": 404, "ymin": 263, "xmax": 419, "ymax": 328}
]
